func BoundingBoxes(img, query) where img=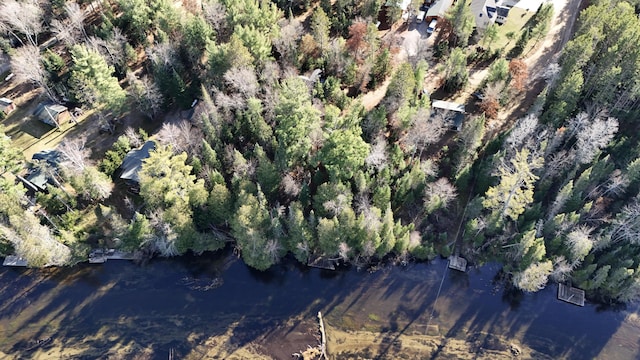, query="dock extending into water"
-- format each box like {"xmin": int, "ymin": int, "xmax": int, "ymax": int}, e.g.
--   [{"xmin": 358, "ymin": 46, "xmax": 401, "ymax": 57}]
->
[
  {"xmin": 558, "ymin": 284, "xmax": 585, "ymax": 306},
  {"xmin": 307, "ymin": 256, "xmax": 336, "ymax": 270},
  {"xmin": 88, "ymin": 249, "xmax": 135, "ymax": 264},
  {"xmin": 448, "ymin": 255, "xmax": 467, "ymax": 272},
  {"xmin": 2, "ymin": 256, "xmax": 28, "ymax": 267}
]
